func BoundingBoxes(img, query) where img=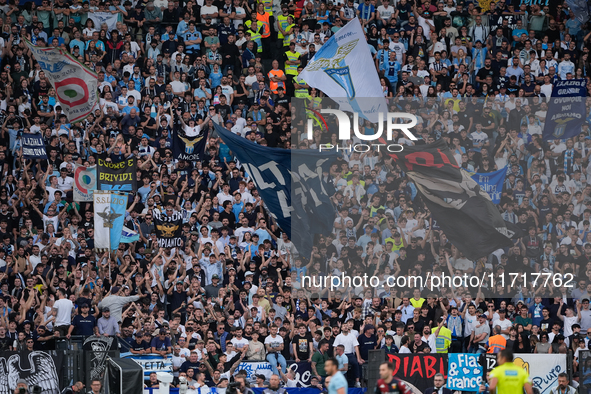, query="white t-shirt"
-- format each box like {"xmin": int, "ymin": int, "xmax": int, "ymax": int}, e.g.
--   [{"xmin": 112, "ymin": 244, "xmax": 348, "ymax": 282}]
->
[
  {"xmin": 183, "ymin": 123, "xmax": 204, "ymax": 137},
  {"xmin": 201, "ymin": 5, "xmax": 219, "ymax": 23},
  {"xmin": 563, "ymin": 315, "xmax": 578, "ymax": 337},
  {"xmin": 264, "ymin": 334, "xmax": 283, "ymax": 352},
  {"xmin": 492, "ymin": 318, "xmax": 513, "ymax": 339},
  {"xmin": 333, "ymin": 332, "xmax": 359, "ymax": 354},
  {"xmin": 231, "ymin": 337, "xmax": 249, "ymax": 351},
  {"xmin": 53, "ymin": 298, "xmax": 73, "ymax": 326}
]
